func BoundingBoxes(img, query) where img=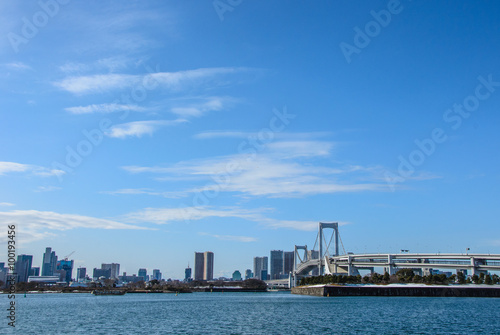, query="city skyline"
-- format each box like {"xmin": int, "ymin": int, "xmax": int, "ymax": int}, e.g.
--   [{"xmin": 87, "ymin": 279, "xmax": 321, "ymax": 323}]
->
[{"xmin": 1, "ymin": 1, "xmax": 500, "ymax": 279}]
